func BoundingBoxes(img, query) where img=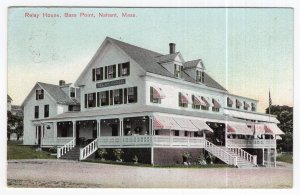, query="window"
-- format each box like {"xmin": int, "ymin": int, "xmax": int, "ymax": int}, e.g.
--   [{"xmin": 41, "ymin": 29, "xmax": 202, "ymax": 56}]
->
[
  {"xmin": 128, "ymin": 87, "xmax": 138, "ymax": 103},
  {"xmin": 44, "ymin": 105, "xmax": 49, "ymax": 118},
  {"xmin": 100, "ymin": 91, "xmax": 109, "ymax": 106},
  {"xmin": 251, "ymin": 103, "xmax": 256, "ymax": 111},
  {"xmin": 196, "ymin": 70, "xmax": 204, "ymax": 83},
  {"xmin": 192, "ymin": 95, "xmax": 200, "ymax": 109},
  {"xmin": 88, "ymin": 93, "xmax": 96, "ymax": 108},
  {"xmin": 212, "ymin": 99, "xmax": 220, "ymax": 112},
  {"xmin": 150, "ymin": 86, "xmax": 161, "ymax": 104},
  {"xmin": 70, "ymin": 87, "xmax": 75, "ymax": 98},
  {"xmin": 34, "ymin": 106, "xmax": 39, "ymax": 119},
  {"xmin": 114, "ymin": 89, "xmax": 123, "ymax": 105},
  {"xmin": 107, "ymin": 65, "xmax": 116, "ymax": 79},
  {"xmin": 236, "ymin": 99, "xmax": 241, "ymax": 109},
  {"xmin": 174, "ymin": 64, "xmax": 182, "ymax": 78},
  {"xmin": 184, "ymin": 131, "xmax": 188, "ymax": 137},
  {"xmin": 201, "ymin": 96, "xmax": 209, "ymax": 110},
  {"xmin": 244, "ymin": 101, "xmax": 249, "ymax": 110},
  {"xmin": 227, "ymin": 97, "xmax": 233, "ymax": 107},
  {"xmin": 179, "ymin": 92, "xmax": 188, "ymax": 107},
  {"xmin": 174, "ymin": 130, "xmax": 179, "ymax": 136},
  {"xmin": 118, "ymin": 62, "xmax": 130, "ymax": 77},
  {"xmin": 96, "ymin": 67, "xmax": 103, "ymax": 81},
  {"xmin": 36, "ymin": 89, "xmax": 44, "ymax": 100}
]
